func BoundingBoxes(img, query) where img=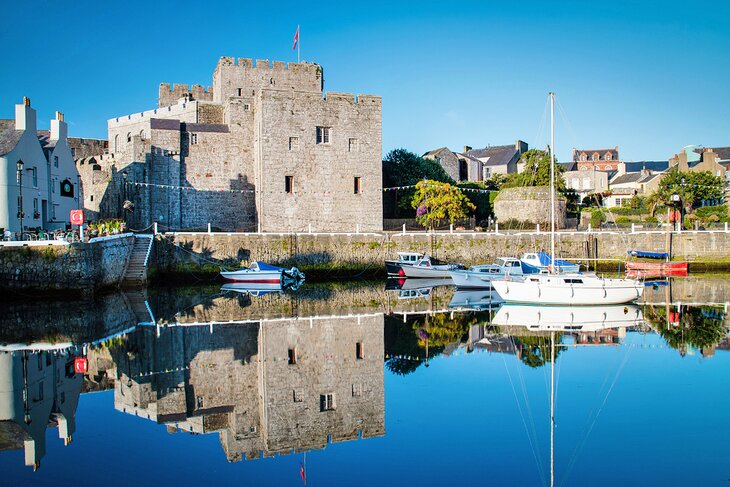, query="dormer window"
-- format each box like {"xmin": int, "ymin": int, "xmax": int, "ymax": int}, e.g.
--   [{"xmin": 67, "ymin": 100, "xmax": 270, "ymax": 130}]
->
[
  {"xmin": 581, "ymin": 154, "xmax": 587, "ymax": 162},
  {"xmin": 605, "ymin": 153, "xmax": 612, "ymax": 161},
  {"xmin": 592, "ymin": 153, "xmax": 599, "ymax": 162}
]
